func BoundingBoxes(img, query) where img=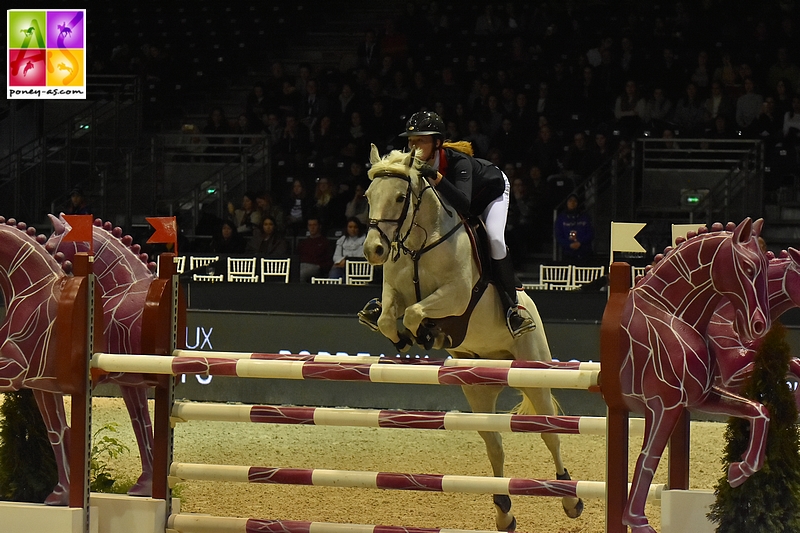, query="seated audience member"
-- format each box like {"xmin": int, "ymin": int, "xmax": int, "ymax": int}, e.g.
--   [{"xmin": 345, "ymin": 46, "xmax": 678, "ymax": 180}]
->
[
  {"xmin": 297, "ymin": 217, "xmax": 333, "ymax": 282},
  {"xmin": 554, "ymin": 194, "xmax": 594, "ymax": 264},
  {"xmin": 246, "ymin": 216, "xmax": 289, "ymax": 258},
  {"xmin": 783, "ymin": 95, "xmax": 800, "ymax": 141},
  {"xmin": 256, "ymin": 191, "xmax": 285, "ymax": 234},
  {"xmin": 65, "ymin": 187, "xmax": 93, "ymax": 215},
  {"xmin": 283, "ymin": 178, "xmax": 313, "ymax": 236},
  {"xmin": 209, "ymin": 219, "xmax": 245, "ymax": 254},
  {"xmin": 345, "ymin": 182, "xmax": 370, "ymax": 226},
  {"xmin": 229, "ymin": 192, "xmax": 262, "ymax": 238},
  {"xmin": 328, "ymin": 217, "xmax": 367, "ymax": 281}
]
